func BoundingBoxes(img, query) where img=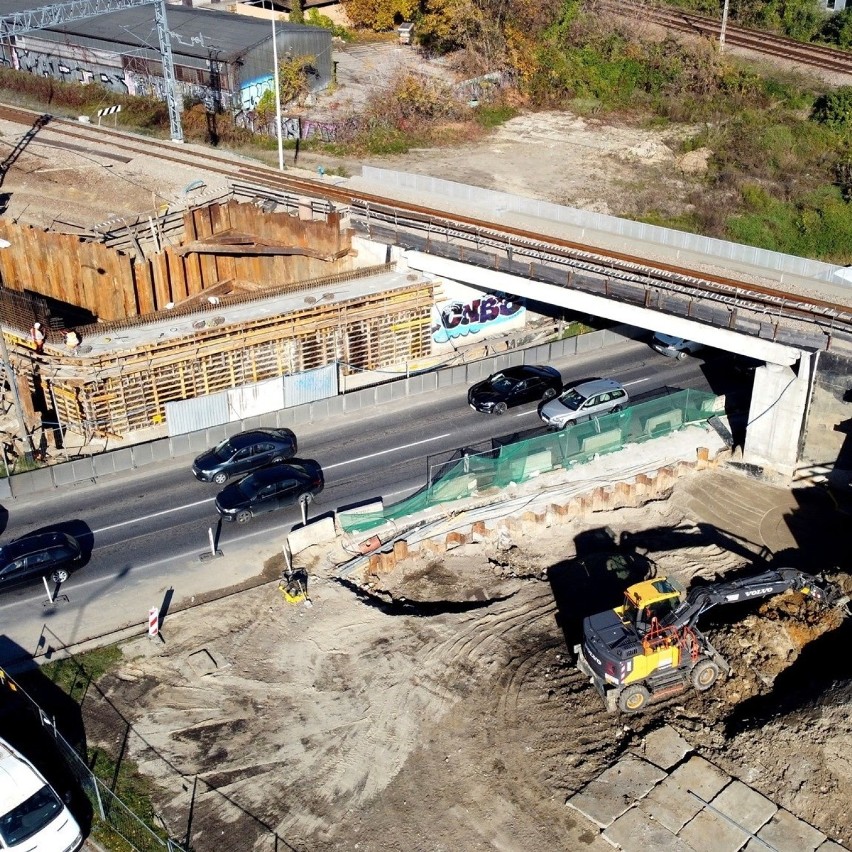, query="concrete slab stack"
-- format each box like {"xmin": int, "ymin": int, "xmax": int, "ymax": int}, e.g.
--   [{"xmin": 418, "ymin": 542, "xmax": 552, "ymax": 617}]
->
[{"xmin": 566, "ymin": 725, "xmax": 848, "ymax": 852}]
